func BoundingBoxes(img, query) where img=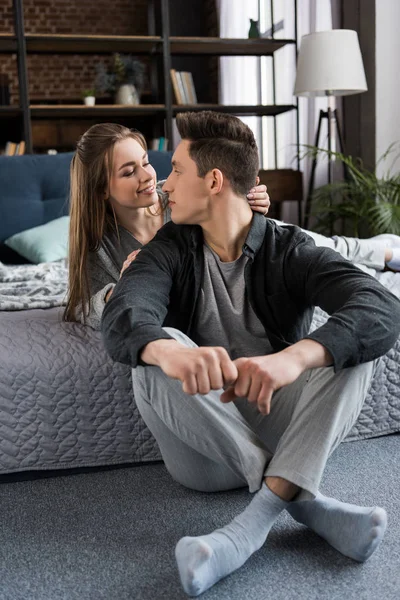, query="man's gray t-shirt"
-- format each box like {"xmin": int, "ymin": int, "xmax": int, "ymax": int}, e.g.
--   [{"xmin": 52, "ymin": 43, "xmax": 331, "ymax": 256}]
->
[{"xmin": 195, "ymin": 244, "xmax": 274, "ymax": 359}]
